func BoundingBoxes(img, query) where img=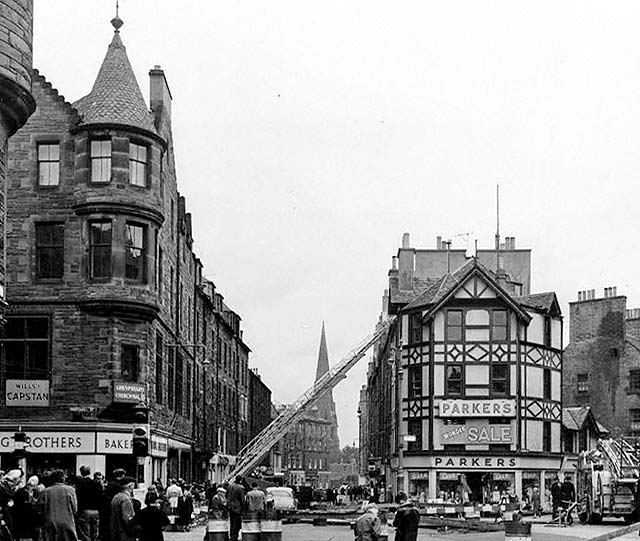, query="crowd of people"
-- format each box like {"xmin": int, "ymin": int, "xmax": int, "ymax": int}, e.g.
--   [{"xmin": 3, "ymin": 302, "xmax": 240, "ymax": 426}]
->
[{"xmin": 0, "ymin": 467, "xmax": 201, "ymax": 541}]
